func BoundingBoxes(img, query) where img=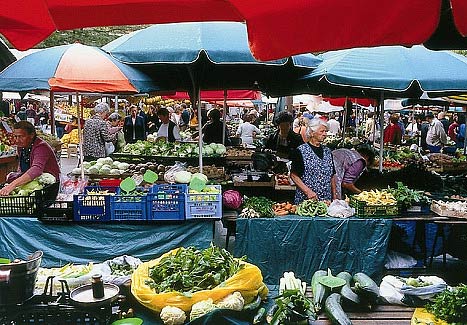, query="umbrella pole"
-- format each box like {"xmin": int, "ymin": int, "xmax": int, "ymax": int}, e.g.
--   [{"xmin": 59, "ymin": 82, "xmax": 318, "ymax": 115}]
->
[
  {"xmin": 222, "ymin": 89, "xmax": 227, "ymax": 145},
  {"xmin": 76, "ymin": 92, "xmax": 85, "ymax": 179},
  {"xmin": 342, "ymin": 96, "xmax": 349, "ymax": 139},
  {"xmin": 50, "ymin": 91, "xmax": 55, "ymax": 136},
  {"xmin": 355, "ymin": 99, "xmax": 359, "ymax": 137},
  {"xmin": 379, "ymin": 92, "xmax": 385, "ymax": 173}
]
